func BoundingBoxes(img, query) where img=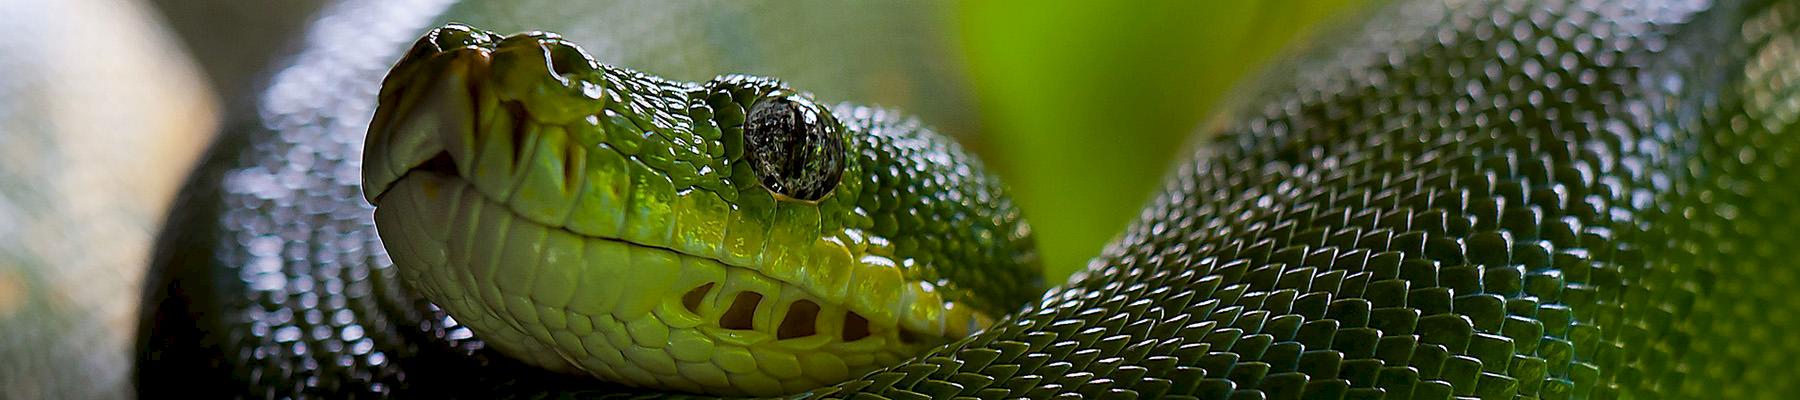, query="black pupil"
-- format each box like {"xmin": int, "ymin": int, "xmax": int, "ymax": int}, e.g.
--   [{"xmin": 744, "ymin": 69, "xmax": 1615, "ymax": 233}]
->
[{"xmin": 744, "ymin": 95, "xmax": 844, "ymax": 201}]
